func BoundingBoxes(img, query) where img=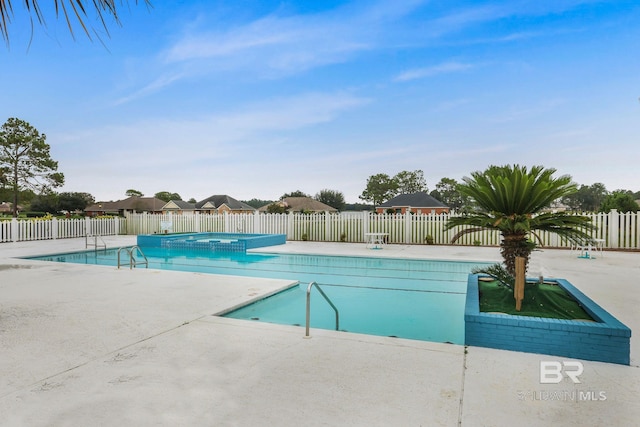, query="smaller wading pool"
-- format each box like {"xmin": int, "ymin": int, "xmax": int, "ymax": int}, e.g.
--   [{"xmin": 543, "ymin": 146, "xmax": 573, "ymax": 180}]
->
[{"xmin": 138, "ymin": 232, "xmax": 287, "ymax": 252}]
